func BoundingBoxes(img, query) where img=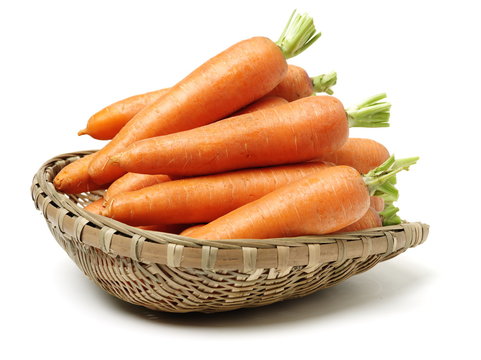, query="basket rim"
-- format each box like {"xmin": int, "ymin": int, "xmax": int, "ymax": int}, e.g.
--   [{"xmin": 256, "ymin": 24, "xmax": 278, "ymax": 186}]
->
[{"xmin": 32, "ymin": 150, "xmax": 429, "ymax": 271}]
